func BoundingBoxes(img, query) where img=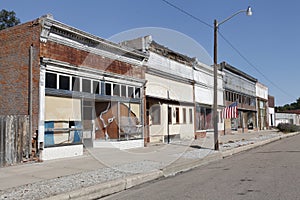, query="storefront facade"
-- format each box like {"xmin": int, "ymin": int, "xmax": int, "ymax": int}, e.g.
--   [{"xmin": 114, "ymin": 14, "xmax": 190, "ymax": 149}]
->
[
  {"xmin": 194, "ymin": 60, "xmax": 224, "ymax": 137},
  {"xmin": 122, "ymin": 36, "xmax": 195, "ymax": 143},
  {"xmin": 38, "ymin": 15, "xmax": 147, "ymax": 160},
  {"xmin": 221, "ymin": 62, "xmax": 258, "ymax": 134},
  {"xmin": 256, "ymin": 82, "xmax": 269, "ymax": 130}
]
